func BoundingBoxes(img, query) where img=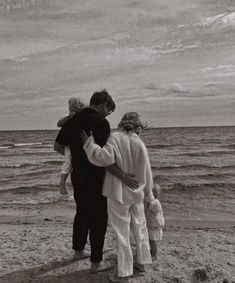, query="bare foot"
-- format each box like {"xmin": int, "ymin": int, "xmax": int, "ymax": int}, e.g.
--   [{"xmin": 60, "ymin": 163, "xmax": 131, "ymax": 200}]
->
[
  {"xmin": 73, "ymin": 250, "xmax": 90, "ymax": 261},
  {"xmin": 109, "ymin": 273, "xmax": 131, "ymax": 282},
  {"xmin": 90, "ymin": 261, "xmax": 113, "ymax": 274}
]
